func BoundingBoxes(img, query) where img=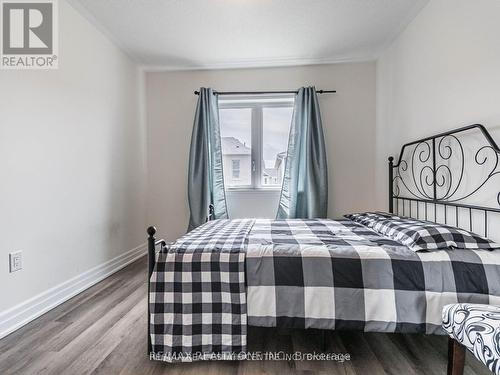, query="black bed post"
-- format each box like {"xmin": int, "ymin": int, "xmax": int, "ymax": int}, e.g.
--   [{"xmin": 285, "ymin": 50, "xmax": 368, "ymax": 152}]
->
[
  {"xmin": 388, "ymin": 156, "xmax": 394, "ymax": 214},
  {"xmin": 147, "ymin": 226, "xmax": 156, "ymax": 356},
  {"xmin": 208, "ymin": 204, "xmax": 215, "ymax": 221}
]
